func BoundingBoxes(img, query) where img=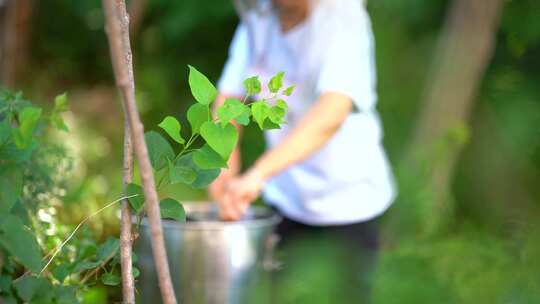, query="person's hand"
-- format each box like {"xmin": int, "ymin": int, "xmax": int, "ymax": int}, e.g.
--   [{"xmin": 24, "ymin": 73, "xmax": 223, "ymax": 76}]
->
[
  {"xmin": 209, "ymin": 168, "xmax": 235, "ymax": 203},
  {"xmin": 219, "ymin": 168, "xmax": 266, "ymax": 221},
  {"xmin": 209, "ymin": 148, "xmax": 241, "ymax": 203}
]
